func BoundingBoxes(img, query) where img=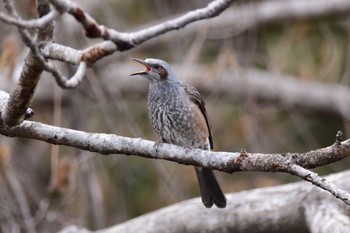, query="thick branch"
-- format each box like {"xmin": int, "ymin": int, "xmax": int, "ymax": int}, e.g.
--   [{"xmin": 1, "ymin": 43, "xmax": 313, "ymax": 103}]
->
[
  {"xmin": 58, "ymin": 170, "xmax": 350, "ymax": 233},
  {"xmin": 304, "ymin": 193, "xmax": 350, "ymax": 233},
  {"xmin": 0, "ymin": 114, "xmax": 349, "ymax": 173}
]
